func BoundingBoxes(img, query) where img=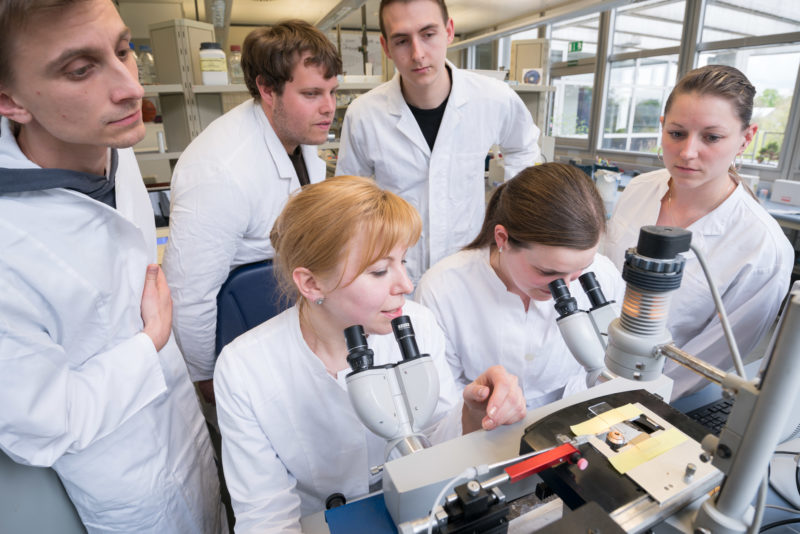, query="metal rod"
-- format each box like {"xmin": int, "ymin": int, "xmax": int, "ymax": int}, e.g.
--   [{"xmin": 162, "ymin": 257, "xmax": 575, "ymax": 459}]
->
[{"xmin": 659, "ymin": 343, "xmax": 727, "ymax": 385}]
